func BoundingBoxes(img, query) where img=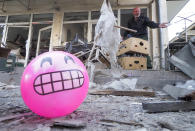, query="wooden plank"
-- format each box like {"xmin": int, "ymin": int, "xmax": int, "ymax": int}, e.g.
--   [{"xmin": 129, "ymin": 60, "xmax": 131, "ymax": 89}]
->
[
  {"xmin": 52, "ymin": 120, "xmax": 86, "ymax": 128},
  {"xmin": 89, "ymin": 90, "xmax": 155, "ymax": 97},
  {"xmin": 100, "ymin": 119, "xmax": 144, "ymax": 127},
  {"xmin": 142, "ymin": 101, "xmax": 195, "ymax": 113},
  {"xmin": 163, "ymin": 84, "xmax": 195, "ymax": 101},
  {"xmin": 114, "ymin": 25, "xmax": 137, "ymax": 33},
  {"xmin": 0, "ymin": 112, "xmax": 33, "ymax": 122}
]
